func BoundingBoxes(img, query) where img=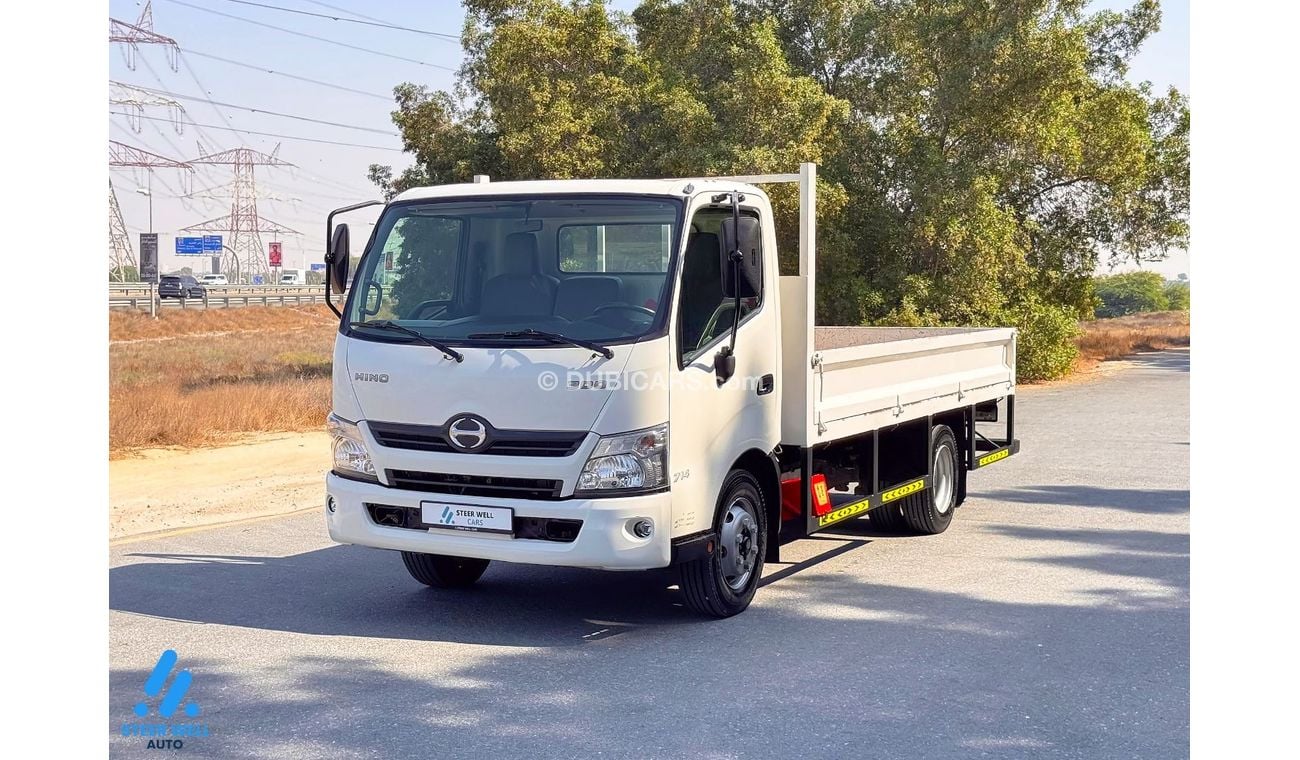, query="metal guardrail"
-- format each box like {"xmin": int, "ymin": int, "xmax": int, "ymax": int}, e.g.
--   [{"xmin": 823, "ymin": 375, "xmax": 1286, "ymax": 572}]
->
[{"xmin": 108, "ymin": 284, "xmax": 344, "ymax": 313}]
